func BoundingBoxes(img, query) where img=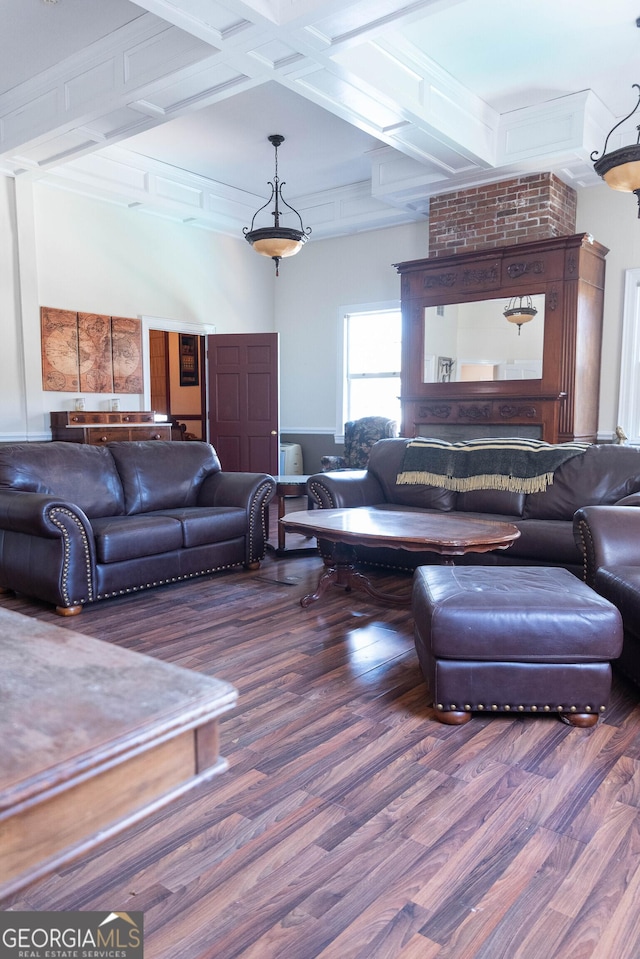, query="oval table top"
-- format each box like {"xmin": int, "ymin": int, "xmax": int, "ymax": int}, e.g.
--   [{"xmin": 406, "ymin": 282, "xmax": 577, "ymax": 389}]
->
[{"xmin": 280, "ymin": 505, "xmax": 520, "ymax": 557}]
